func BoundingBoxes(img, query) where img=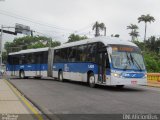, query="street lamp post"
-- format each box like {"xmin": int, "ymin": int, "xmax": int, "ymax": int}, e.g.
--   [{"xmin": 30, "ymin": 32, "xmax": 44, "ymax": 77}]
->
[
  {"xmin": 0, "ymin": 25, "xmax": 3, "ymax": 66},
  {"xmin": 0, "ymin": 25, "xmax": 15, "ymax": 66},
  {"xmin": 0, "ymin": 24, "xmax": 31, "ymax": 67}
]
